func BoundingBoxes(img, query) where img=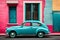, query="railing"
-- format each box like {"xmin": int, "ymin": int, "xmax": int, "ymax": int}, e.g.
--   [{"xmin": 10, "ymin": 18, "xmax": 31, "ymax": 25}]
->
[{"xmin": 6, "ymin": 0, "xmax": 18, "ymax": 4}]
